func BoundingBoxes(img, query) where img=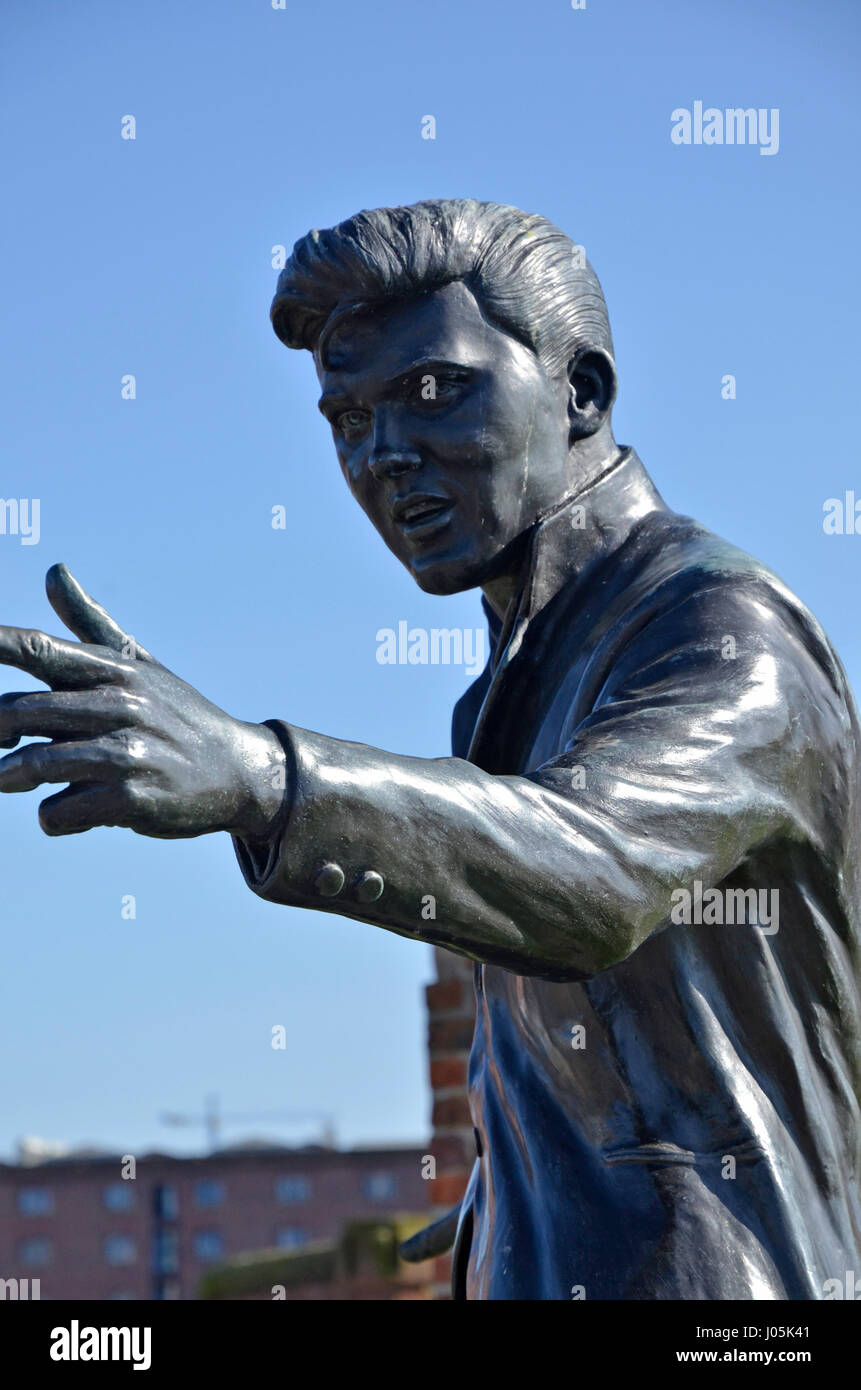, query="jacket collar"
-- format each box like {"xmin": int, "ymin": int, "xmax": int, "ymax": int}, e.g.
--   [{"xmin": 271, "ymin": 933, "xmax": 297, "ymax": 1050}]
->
[
  {"xmin": 482, "ymin": 446, "xmax": 667, "ymax": 673},
  {"xmin": 463, "ymin": 447, "xmax": 667, "ymax": 767}
]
